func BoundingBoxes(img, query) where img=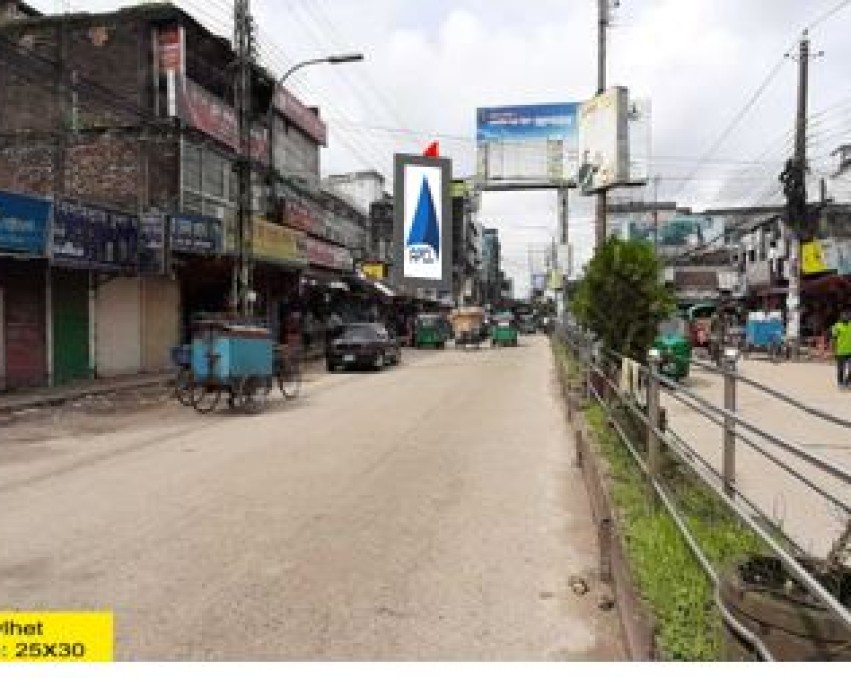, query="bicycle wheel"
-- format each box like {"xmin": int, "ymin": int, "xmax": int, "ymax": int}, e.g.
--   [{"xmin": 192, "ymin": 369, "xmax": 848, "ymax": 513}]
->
[
  {"xmin": 174, "ymin": 367, "xmax": 194, "ymax": 406},
  {"xmin": 193, "ymin": 385, "xmax": 221, "ymax": 414},
  {"xmin": 278, "ymin": 358, "xmax": 302, "ymax": 400},
  {"xmin": 239, "ymin": 375, "xmax": 271, "ymax": 414}
]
